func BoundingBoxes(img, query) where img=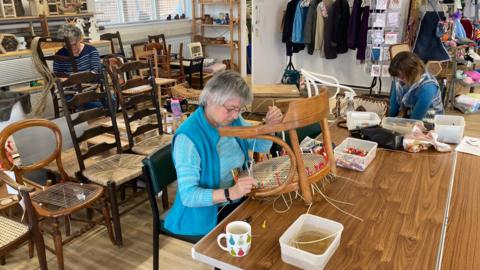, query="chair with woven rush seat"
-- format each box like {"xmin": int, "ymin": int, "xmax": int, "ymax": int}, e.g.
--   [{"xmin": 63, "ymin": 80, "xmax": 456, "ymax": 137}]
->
[
  {"xmin": 0, "ymin": 119, "xmax": 115, "ymax": 270},
  {"xmin": 112, "ymin": 60, "xmax": 173, "ymax": 210},
  {"xmin": 0, "ymin": 171, "xmax": 47, "ymax": 270},
  {"xmin": 143, "ymin": 144, "xmax": 201, "ymax": 270},
  {"xmin": 56, "ymin": 71, "xmax": 145, "ymax": 246},
  {"xmin": 219, "ymin": 90, "xmax": 336, "ymax": 204},
  {"xmin": 111, "ymin": 59, "xmax": 173, "ymax": 156}
]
